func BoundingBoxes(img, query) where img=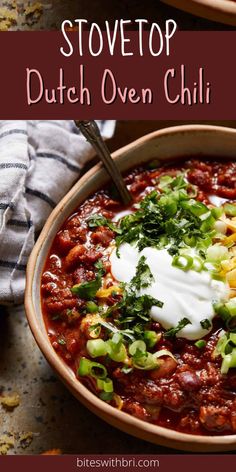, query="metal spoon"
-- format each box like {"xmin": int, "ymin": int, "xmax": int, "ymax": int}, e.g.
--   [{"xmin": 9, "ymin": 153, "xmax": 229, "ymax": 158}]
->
[{"xmin": 75, "ymin": 120, "xmax": 132, "ymax": 206}]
